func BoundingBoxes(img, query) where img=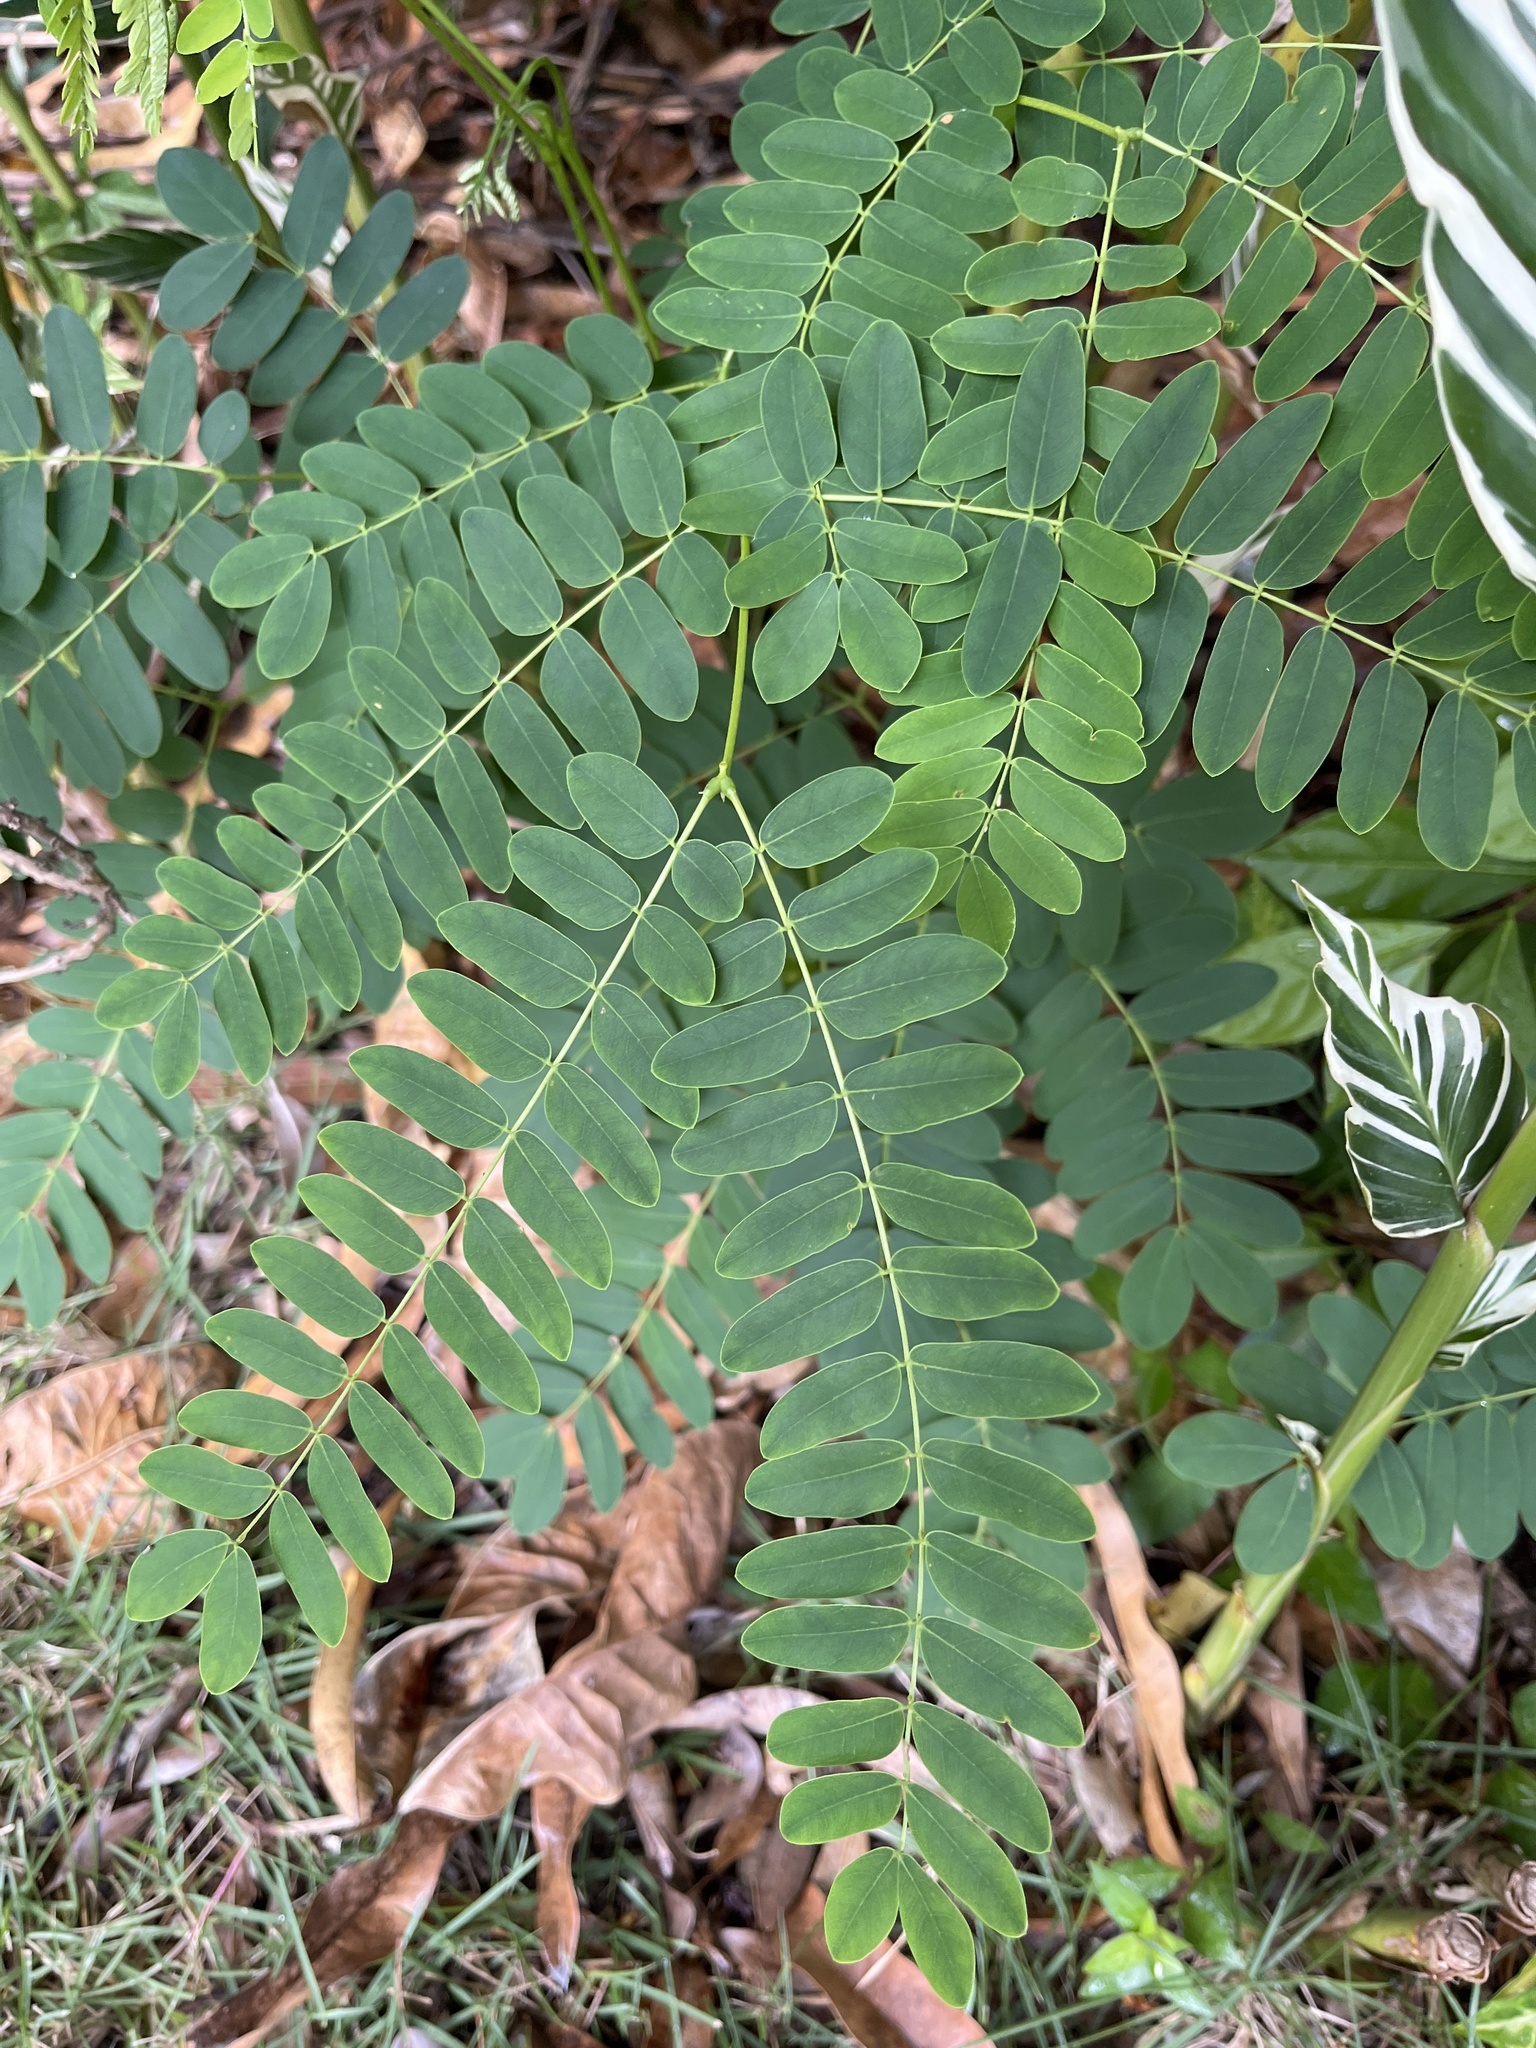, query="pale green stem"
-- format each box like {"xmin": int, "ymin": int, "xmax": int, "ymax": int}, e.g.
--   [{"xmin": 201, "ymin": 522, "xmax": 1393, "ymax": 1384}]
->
[{"xmin": 1185, "ymin": 1107, "xmax": 1536, "ymax": 1721}]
